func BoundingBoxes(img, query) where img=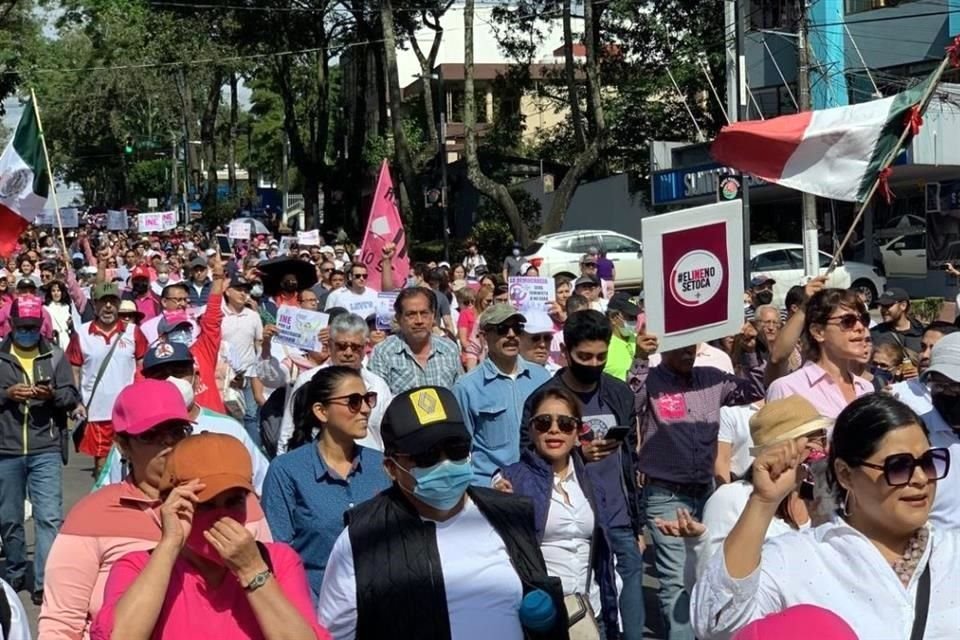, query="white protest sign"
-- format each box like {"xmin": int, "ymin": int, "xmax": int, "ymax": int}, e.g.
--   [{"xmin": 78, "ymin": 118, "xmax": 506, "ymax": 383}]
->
[
  {"xmin": 107, "ymin": 210, "xmax": 128, "ymax": 230},
  {"xmin": 508, "ymin": 276, "xmax": 555, "ymax": 314},
  {"xmin": 160, "ymin": 211, "xmax": 177, "ymax": 230},
  {"xmin": 138, "ymin": 212, "xmax": 164, "ymax": 233},
  {"xmin": 278, "ymin": 236, "xmax": 296, "ymax": 254},
  {"xmin": 375, "ymin": 291, "xmax": 399, "ymax": 331},
  {"xmin": 275, "ymin": 306, "xmax": 329, "ymax": 352},
  {"xmin": 59, "ymin": 207, "xmax": 79, "ymax": 228},
  {"xmin": 229, "ymin": 220, "xmax": 251, "ymax": 240},
  {"xmin": 297, "ymin": 229, "xmax": 321, "ymax": 246},
  {"xmin": 34, "ymin": 210, "xmax": 55, "ymax": 226},
  {"xmin": 642, "ymin": 200, "xmax": 744, "ymax": 352},
  {"xmin": 147, "ymin": 197, "xmax": 159, "ymax": 209}
]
